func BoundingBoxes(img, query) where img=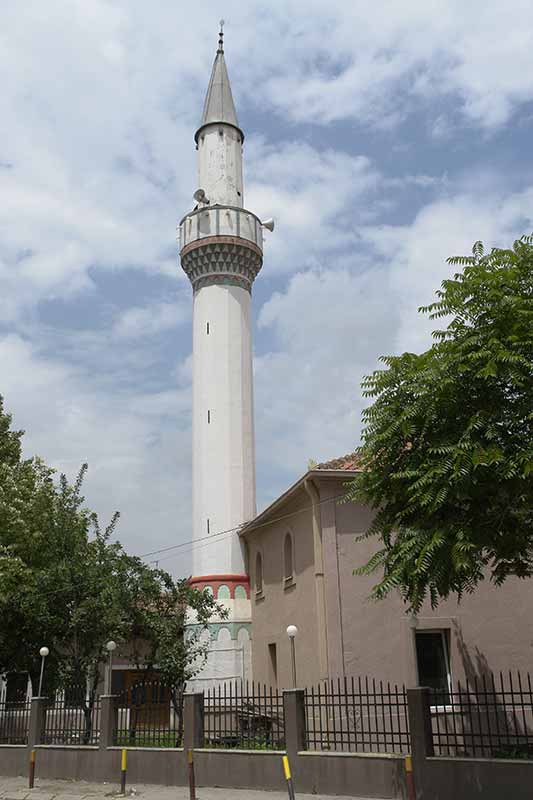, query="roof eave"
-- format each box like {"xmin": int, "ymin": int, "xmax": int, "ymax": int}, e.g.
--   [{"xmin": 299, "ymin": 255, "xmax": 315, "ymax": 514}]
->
[{"xmin": 239, "ymin": 468, "xmax": 361, "ymax": 537}]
